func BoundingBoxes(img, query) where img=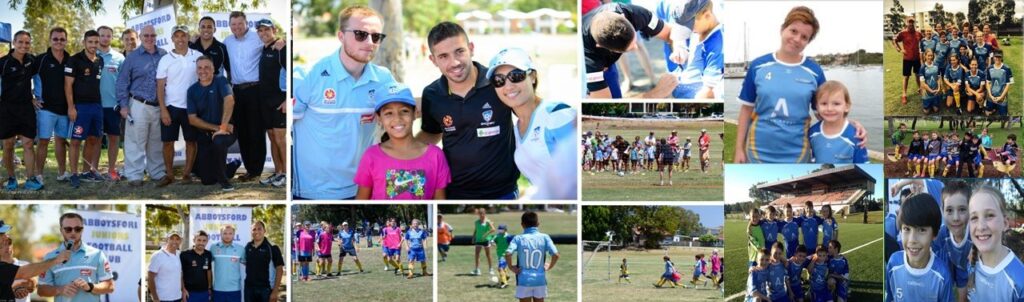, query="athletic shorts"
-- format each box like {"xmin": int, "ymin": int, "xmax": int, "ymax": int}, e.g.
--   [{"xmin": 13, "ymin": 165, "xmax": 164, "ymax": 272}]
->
[
  {"xmin": 317, "ymin": 253, "xmax": 332, "ymax": 259},
  {"xmin": 438, "ymin": 244, "xmax": 449, "ymax": 252},
  {"xmin": 340, "ymin": 248, "xmax": 357, "ymax": 257},
  {"xmin": 923, "ymin": 95, "xmax": 940, "ymax": 109},
  {"xmin": 947, "ymin": 155, "xmax": 960, "ymax": 165},
  {"xmin": 261, "ymin": 91, "xmax": 286, "ymax": 129},
  {"xmin": 927, "ymin": 154, "xmax": 940, "ymax": 161},
  {"xmin": 297, "ymin": 255, "xmax": 312, "ymax": 262},
  {"xmin": 102, "ymin": 107, "xmax": 123, "ymax": 136},
  {"xmin": 987, "ymin": 99, "xmax": 1008, "ymax": 115},
  {"xmin": 36, "ymin": 109, "xmax": 70, "ymax": 140},
  {"xmin": 408, "ymin": 247, "xmax": 426, "ymax": 262},
  {"xmin": 160, "ymin": 106, "xmax": 198, "ymax": 142},
  {"xmin": 515, "ymin": 286, "xmax": 548, "ymax": 299},
  {"xmin": 903, "ymin": 59, "xmax": 921, "ymax": 77},
  {"xmin": 474, "ymin": 241, "xmax": 491, "ymax": 247},
  {"xmin": 385, "ymin": 247, "xmax": 401, "ymax": 257},
  {"xmin": 71, "ymin": 103, "xmax": 103, "ymax": 140},
  {"xmin": 0, "ymin": 102, "xmax": 35, "ymax": 140},
  {"xmin": 498, "ymin": 257, "xmax": 508, "ymax": 269}
]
